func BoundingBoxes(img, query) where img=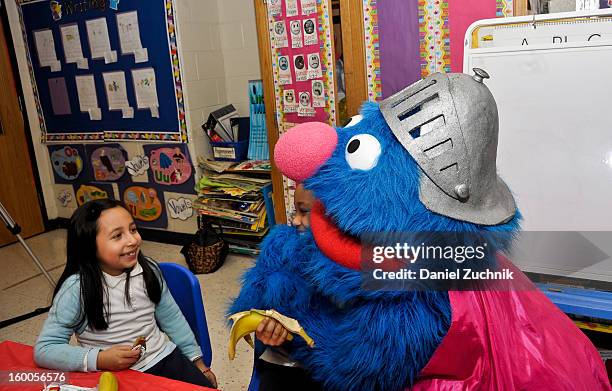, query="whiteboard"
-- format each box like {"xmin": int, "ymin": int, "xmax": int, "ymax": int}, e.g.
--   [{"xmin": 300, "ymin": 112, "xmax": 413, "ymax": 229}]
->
[{"xmin": 464, "ymin": 10, "xmax": 612, "ymax": 283}]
